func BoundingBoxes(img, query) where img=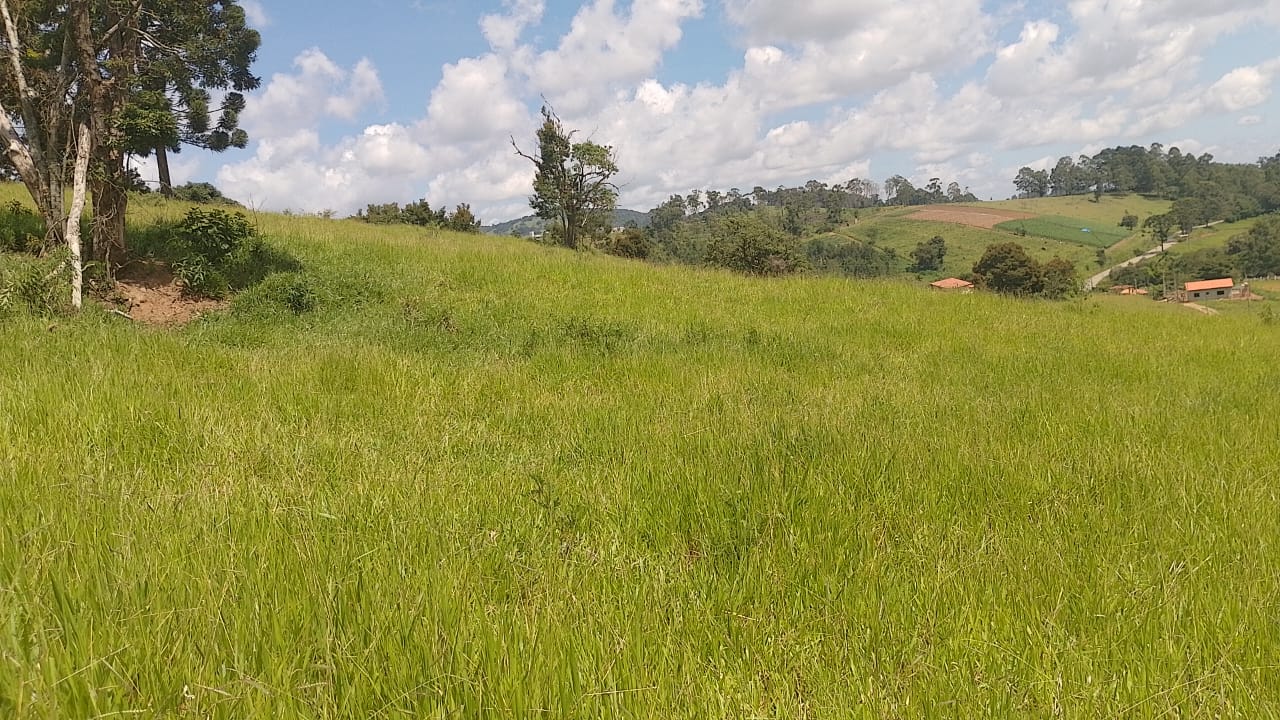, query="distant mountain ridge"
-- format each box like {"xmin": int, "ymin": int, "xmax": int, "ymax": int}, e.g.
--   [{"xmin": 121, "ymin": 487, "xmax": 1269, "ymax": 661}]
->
[{"xmin": 482, "ymin": 209, "xmax": 650, "ymax": 236}]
